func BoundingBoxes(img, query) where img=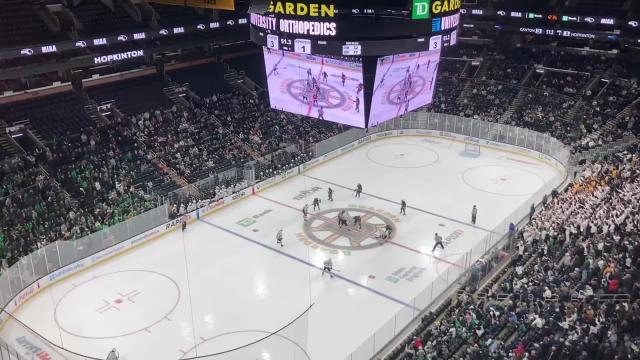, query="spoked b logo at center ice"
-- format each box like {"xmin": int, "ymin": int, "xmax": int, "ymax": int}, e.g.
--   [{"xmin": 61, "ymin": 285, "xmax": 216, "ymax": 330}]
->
[
  {"xmin": 301, "ymin": 207, "xmax": 398, "ymax": 251},
  {"xmin": 287, "ymin": 79, "xmax": 347, "ymax": 109}
]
